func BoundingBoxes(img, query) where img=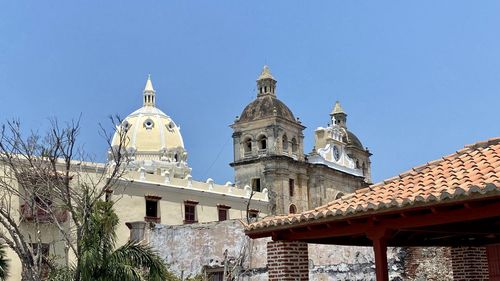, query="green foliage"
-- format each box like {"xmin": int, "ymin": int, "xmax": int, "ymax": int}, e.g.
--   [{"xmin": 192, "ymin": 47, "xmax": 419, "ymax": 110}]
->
[
  {"xmin": 0, "ymin": 244, "xmax": 9, "ymax": 281},
  {"xmin": 49, "ymin": 200, "xmax": 170, "ymax": 281}
]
